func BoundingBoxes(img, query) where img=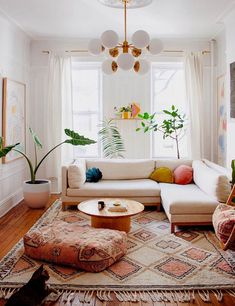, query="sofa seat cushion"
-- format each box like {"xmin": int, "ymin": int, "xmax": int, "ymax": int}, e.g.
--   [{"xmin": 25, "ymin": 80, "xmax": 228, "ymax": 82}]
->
[
  {"xmin": 160, "ymin": 183, "xmax": 219, "ymax": 215},
  {"xmin": 24, "ymin": 221, "xmax": 127, "ymax": 272},
  {"xmin": 212, "ymin": 204, "xmax": 235, "ymax": 245},
  {"xmin": 86, "ymin": 159, "xmax": 155, "ymax": 180},
  {"xmin": 67, "ymin": 179, "xmax": 160, "ymax": 197}
]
